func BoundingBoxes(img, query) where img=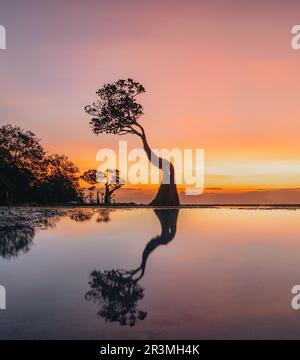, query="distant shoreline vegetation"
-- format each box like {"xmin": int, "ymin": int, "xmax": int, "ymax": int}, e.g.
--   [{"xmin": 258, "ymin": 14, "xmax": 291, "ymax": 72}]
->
[
  {"xmin": 0, "ymin": 125, "xmax": 83, "ymax": 205},
  {"xmin": 2, "ymin": 124, "xmax": 300, "ymax": 207},
  {"xmin": 0, "ymin": 124, "xmax": 135, "ymax": 206}
]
